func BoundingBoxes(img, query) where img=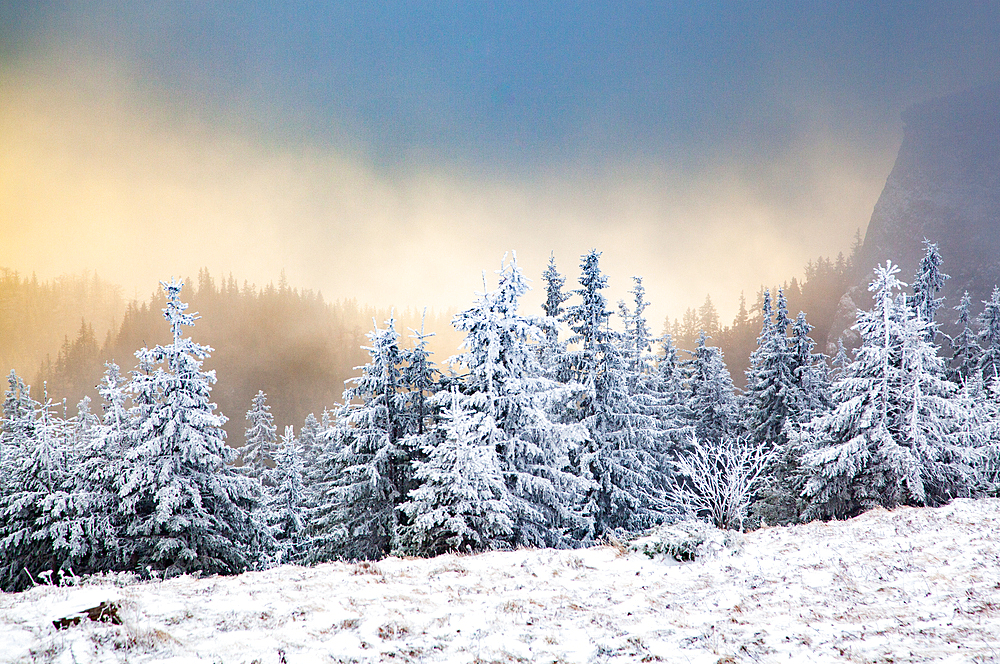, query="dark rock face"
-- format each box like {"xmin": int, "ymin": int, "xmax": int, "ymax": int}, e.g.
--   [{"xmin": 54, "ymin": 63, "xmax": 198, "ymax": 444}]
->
[{"xmin": 833, "ymin": 84, "xmax": 1000, "ymax": 348}]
